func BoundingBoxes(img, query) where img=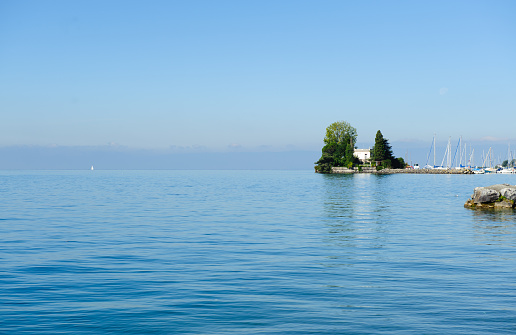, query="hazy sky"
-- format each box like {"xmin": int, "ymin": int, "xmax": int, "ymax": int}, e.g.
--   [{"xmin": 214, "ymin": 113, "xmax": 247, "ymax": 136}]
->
[{"xmin": 1, "ymin": 0, "xmax": 515, "ymax": 153}]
